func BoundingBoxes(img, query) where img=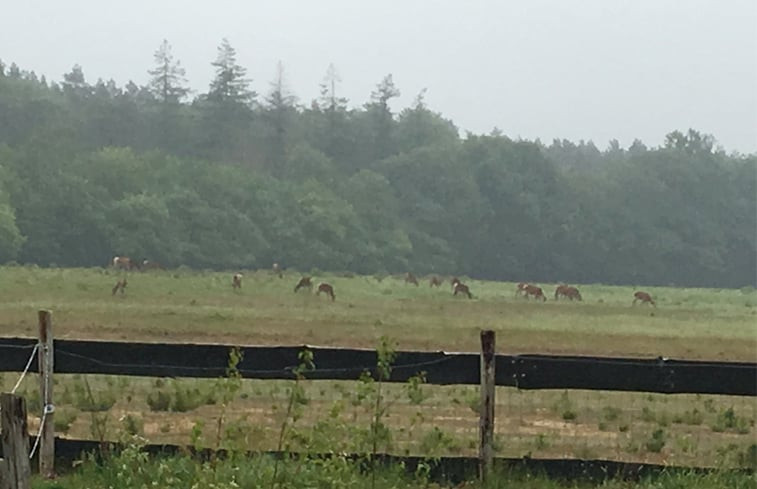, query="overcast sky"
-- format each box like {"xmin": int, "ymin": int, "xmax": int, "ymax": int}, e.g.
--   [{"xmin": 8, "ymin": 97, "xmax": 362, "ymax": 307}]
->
[{"xmin": 3, "ymin": 0, "xmax": 756, "ymax": 153}]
